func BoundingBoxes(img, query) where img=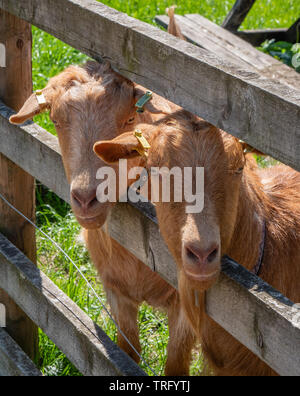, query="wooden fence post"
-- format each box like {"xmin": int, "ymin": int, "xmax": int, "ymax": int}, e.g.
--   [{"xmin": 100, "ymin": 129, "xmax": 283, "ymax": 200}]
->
[{"xmin": 0, "ymin": 10, "xmax": 38, "ymax": 360}]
